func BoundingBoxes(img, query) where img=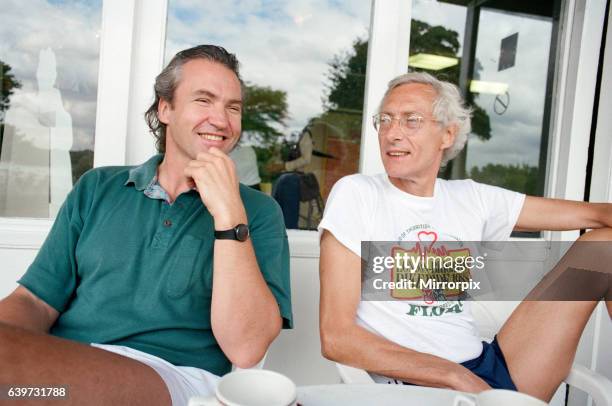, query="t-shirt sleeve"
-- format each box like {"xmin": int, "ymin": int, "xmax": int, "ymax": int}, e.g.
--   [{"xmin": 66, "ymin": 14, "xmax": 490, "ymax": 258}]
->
[
  {"xmin": 472, "ymin": 181, "xmax": 526, "ymax": 241},
  {"xmin": 18, "ymin": 174, "xmax": 90, "ymax": 313},
  {"xmin": 318, "ymin": 176, "xmax": 370, "ymax": 257},
  {"xmin": 250, "ymin": 197, "xmax": 293, "ymax": 329}
]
